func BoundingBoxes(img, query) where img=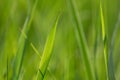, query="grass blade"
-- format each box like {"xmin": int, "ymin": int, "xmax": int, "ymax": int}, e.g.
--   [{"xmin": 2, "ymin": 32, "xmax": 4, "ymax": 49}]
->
[
  {"xmin": 100, "ymin": 1, "xmax": 109, "ymax": 80},
  {"xmin": 108, "ymin": 12, "xmax": 120, "ymax": 80},
  {"xmin": 12, "ymin": 0, "xmax": 38, "ymax": 79},
  {"xmin": 67, "ymin": 0, "xmax": 95, "ymax": 80},
  {"xmin": 37, "ymin": 15, "xmax": 59, "ymax": 80}
]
